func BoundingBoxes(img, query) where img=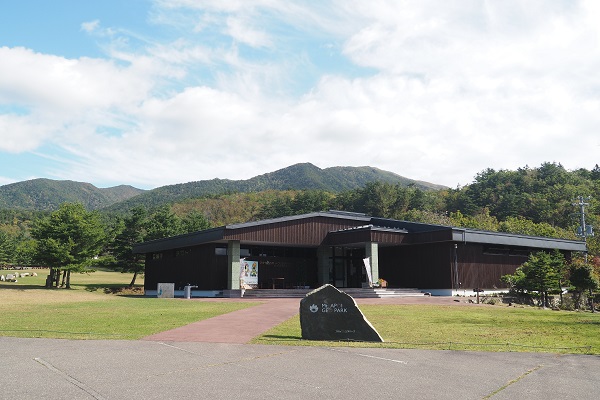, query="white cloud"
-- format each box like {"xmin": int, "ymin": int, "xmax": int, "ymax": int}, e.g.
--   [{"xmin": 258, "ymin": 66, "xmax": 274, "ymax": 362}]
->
[
  {"xmin": 2, "ymin": 1, "xmax": 600, "ymax": 189},
  {"xmin": 81, "ymin": 20, "xmax": 101, "ymax": 33},
  {"xmin": 0, "ymin": 176, "xmax": 17, "ymax": 186},
  {"xmin": 0, "ymin": 114, "xmax": 55, "ymax": 152},
  {"xmin": 0, "ymin": 47, "xmax": 156, "ymax": 113},
  {"xmin": 225, "ymin": 16, "xmax": 272, "ymax": 48}
]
